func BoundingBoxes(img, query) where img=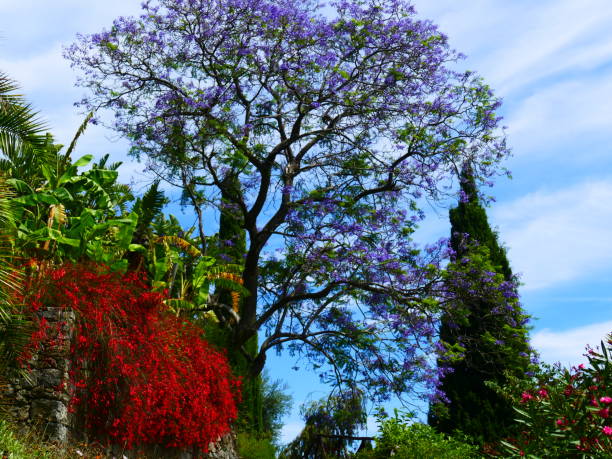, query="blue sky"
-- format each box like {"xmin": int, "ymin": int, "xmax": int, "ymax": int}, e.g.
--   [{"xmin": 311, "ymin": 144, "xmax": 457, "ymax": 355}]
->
[{"xmin": 1, "ymin": 0, "xmax": 611, "ymax": 443}]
